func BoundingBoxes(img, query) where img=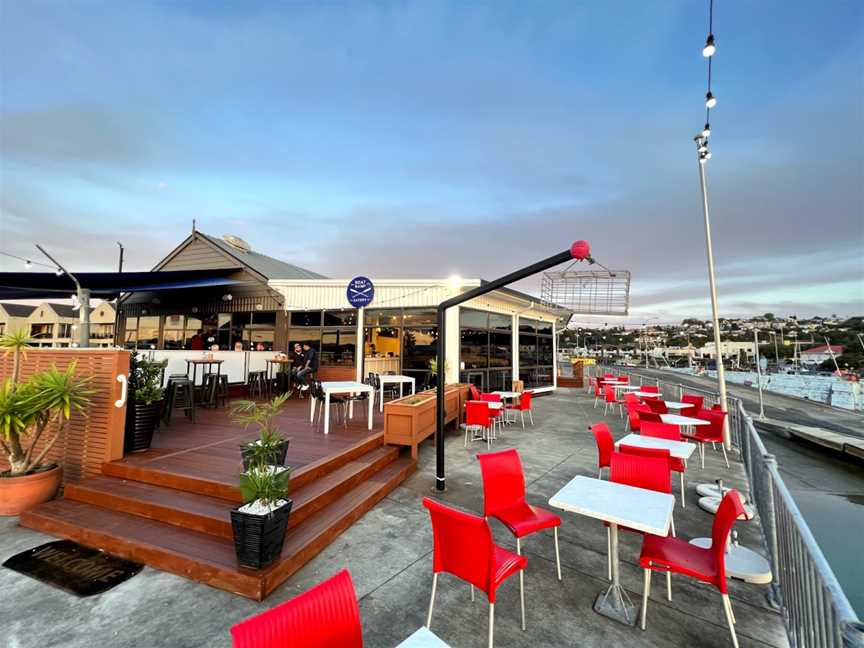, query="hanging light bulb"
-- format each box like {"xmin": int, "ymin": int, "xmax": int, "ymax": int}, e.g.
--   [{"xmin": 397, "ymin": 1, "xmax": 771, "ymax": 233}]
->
[
  {"xmin": 55, "ymin": 267, "xmax": 63, "ymax": 276},
  {"xmin": 702, "ymin": 123, "xmax": 711, "ymax": 138},
  {"xmin": 698, "ymin": 141, "xmax": 708, "ymax": 153},
  {"xmin": 702, "ymin": 34, "xmax": 716, "ymax": 57},
  {"xmin": 705, "ymin": 92, "xmax": 717, "ymax": 108},
  {"xmin": 25, "ymin": 259, "xmax": 32, "ymax": 269}
]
